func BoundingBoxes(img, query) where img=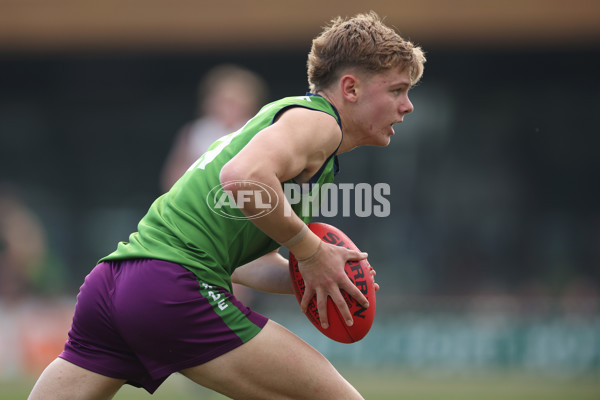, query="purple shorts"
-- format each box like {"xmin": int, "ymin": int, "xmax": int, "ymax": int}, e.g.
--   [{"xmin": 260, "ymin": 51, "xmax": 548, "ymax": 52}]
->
[{"xmin": 59, "ymin": 259, "xmax": 268, "ymax": 393}]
